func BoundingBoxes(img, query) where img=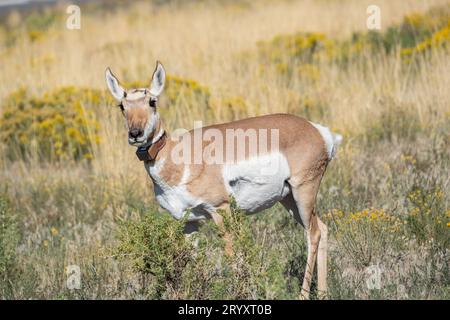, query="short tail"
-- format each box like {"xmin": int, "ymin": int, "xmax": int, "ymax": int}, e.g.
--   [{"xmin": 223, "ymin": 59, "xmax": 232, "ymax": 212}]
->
[
  {"xmin": 309, "ymin": 122, "xmax": 343, "ymax": 161},
  {"xmin": 330, "ymin": 133, "xmax": 343, "ymax": 160}
]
